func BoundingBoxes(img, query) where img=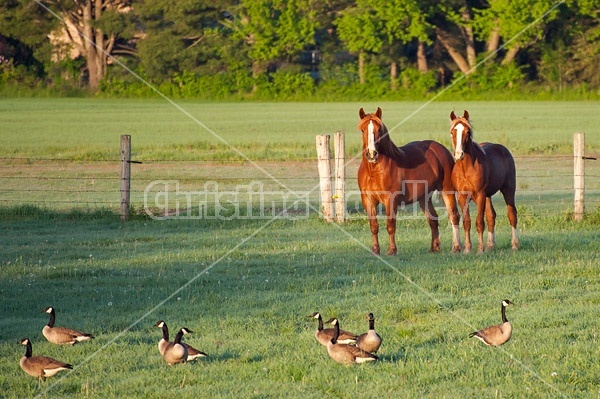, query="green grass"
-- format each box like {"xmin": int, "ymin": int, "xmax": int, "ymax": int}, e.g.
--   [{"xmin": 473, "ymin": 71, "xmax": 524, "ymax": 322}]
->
[
  {"xmin": 0, "ymin": 98, "xmax": 599, "ymax": 397},
  {"xmin": 0, "ymin": 211, "xmax": 598, "ymax": 398}
]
